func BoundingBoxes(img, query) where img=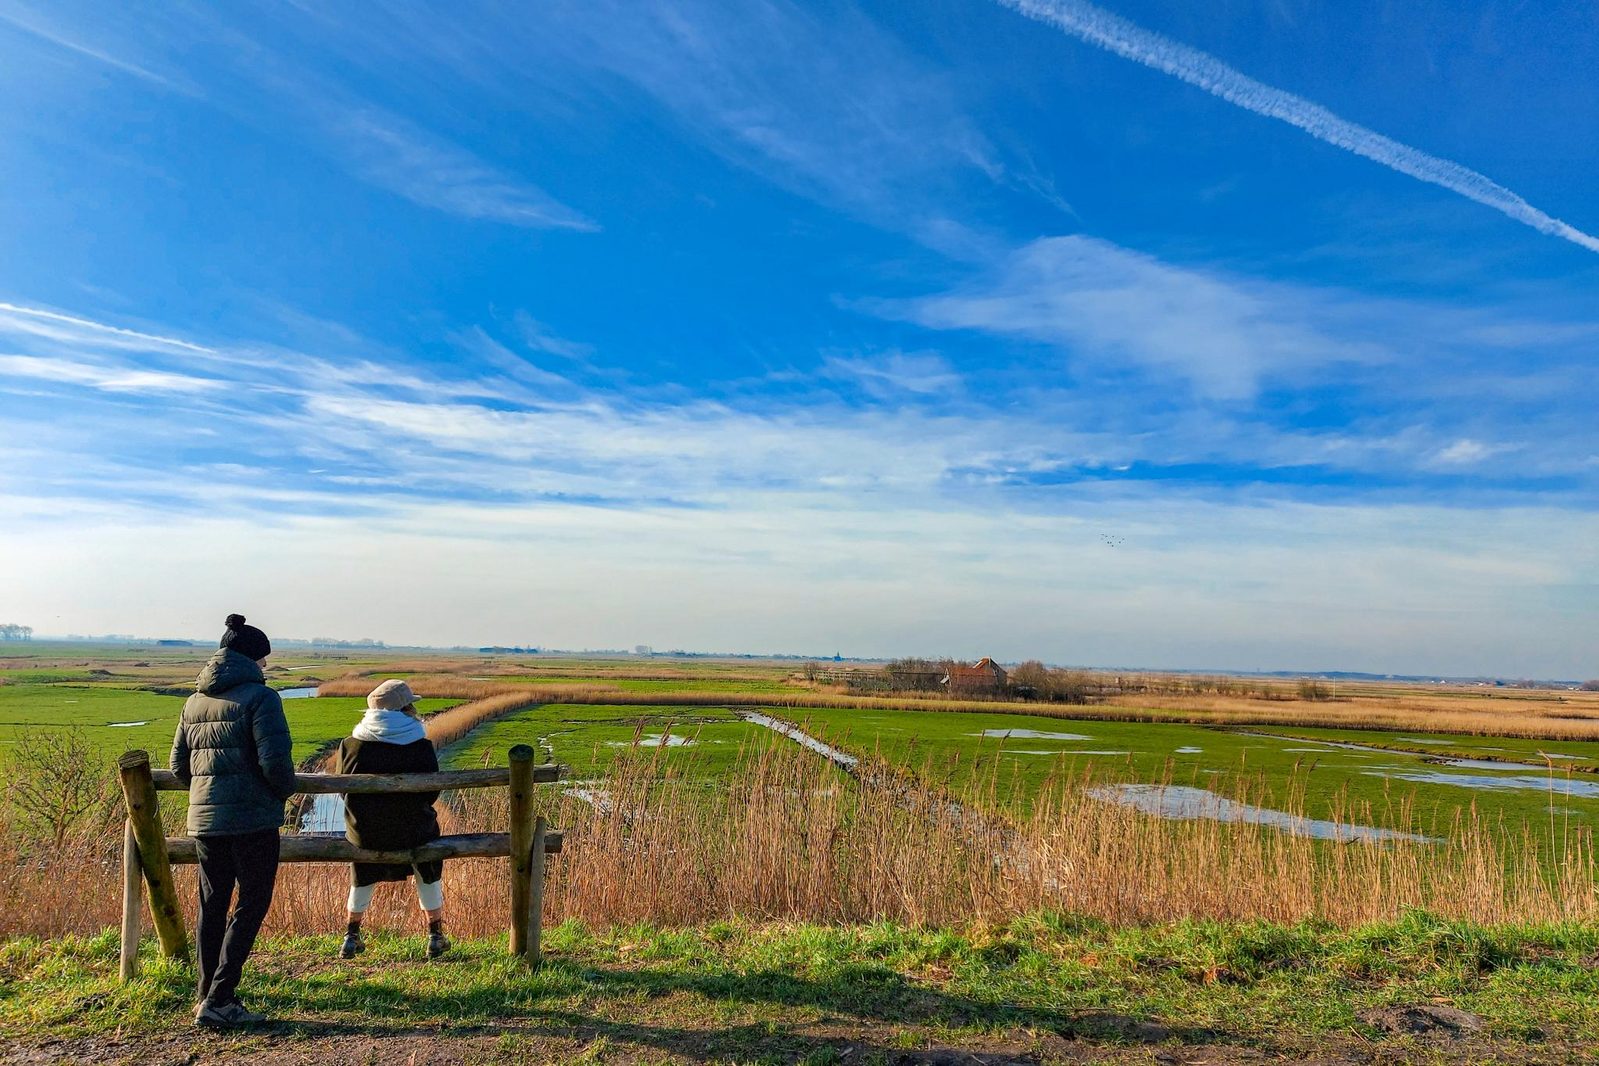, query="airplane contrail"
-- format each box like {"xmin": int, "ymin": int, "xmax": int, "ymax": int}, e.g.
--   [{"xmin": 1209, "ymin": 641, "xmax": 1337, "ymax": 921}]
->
[{"xmin": 998, "ymin": 0, "xmax": 1599, "ymax": 254}]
